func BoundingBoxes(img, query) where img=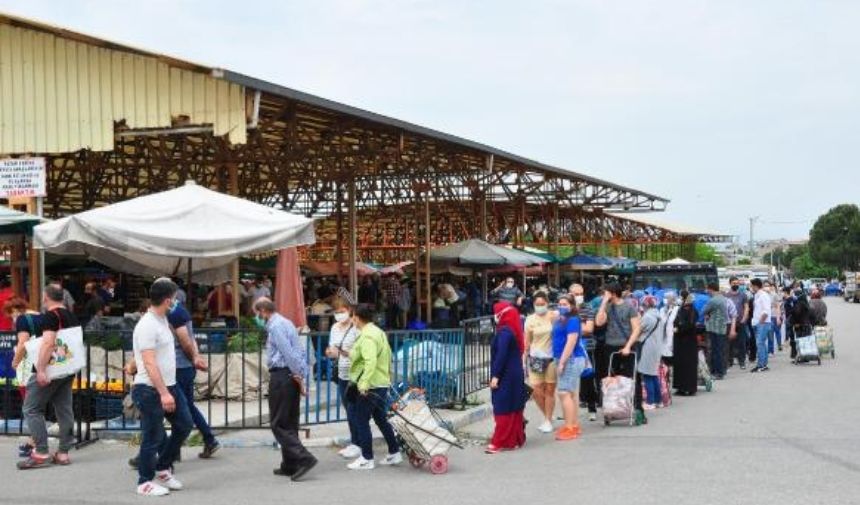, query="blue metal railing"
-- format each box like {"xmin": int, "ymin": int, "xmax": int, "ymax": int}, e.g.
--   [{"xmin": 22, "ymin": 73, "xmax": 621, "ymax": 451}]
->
[{"xmin": 1, "ymin": 326, "xmax": 471, "ymax": 439}]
